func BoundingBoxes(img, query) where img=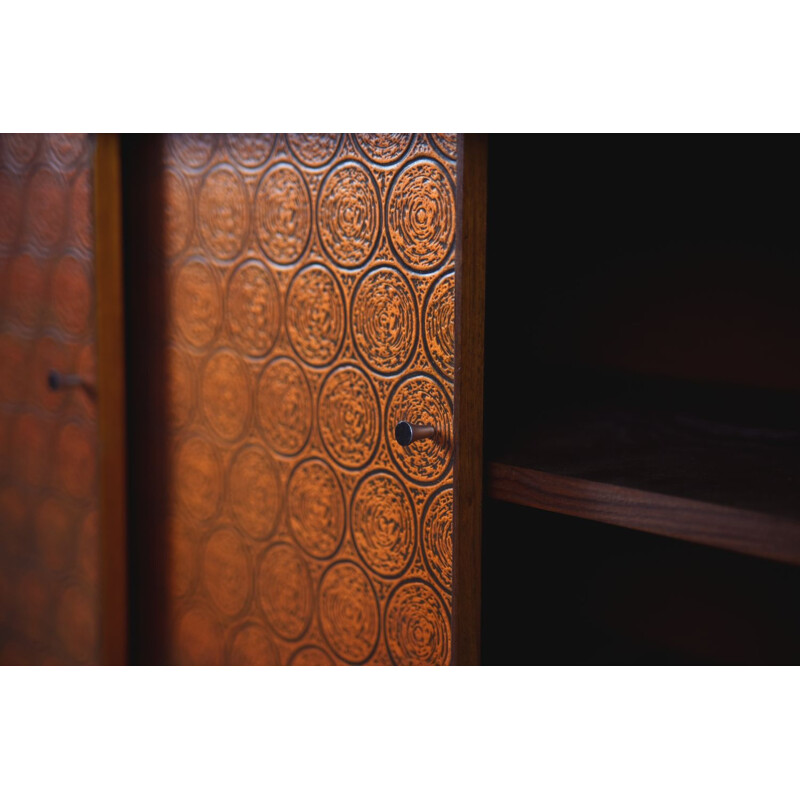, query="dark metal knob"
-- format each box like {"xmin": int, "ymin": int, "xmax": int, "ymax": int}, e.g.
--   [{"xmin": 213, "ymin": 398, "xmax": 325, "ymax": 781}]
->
[
  {"xmin": 394, "ymin": 421, "xmax": 435, "ymax": 447},
  {"xmin": 47, "ymin": 370, "xmax": 94, "ymax": 398}
]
